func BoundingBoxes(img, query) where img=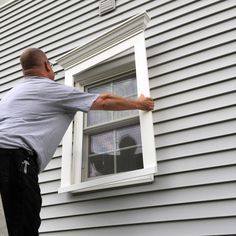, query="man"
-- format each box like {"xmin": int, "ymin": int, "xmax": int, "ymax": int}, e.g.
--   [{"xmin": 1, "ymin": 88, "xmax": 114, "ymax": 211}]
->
[{"xmin": 0, "ymin": 48, "xmax": 154, "ymax": 235}]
